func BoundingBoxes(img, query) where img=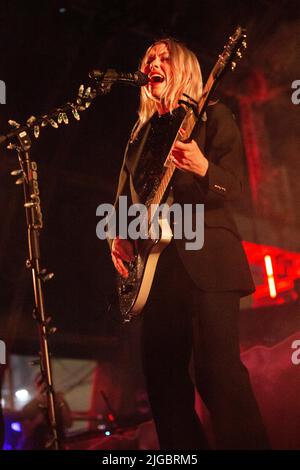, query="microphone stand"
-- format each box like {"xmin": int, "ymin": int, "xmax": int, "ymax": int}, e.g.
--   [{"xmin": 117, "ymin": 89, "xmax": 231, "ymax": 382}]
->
[
  {"xmin": 17, "ymin": 129, "xmax": 61, "ymax": 449},
  {"xmin": 0, "ymin": 75, "xmax": 117, "ymax": 450},
  {"xmin": 7, "ymin": 128, "xmax": 61, "ymax": 449}
]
